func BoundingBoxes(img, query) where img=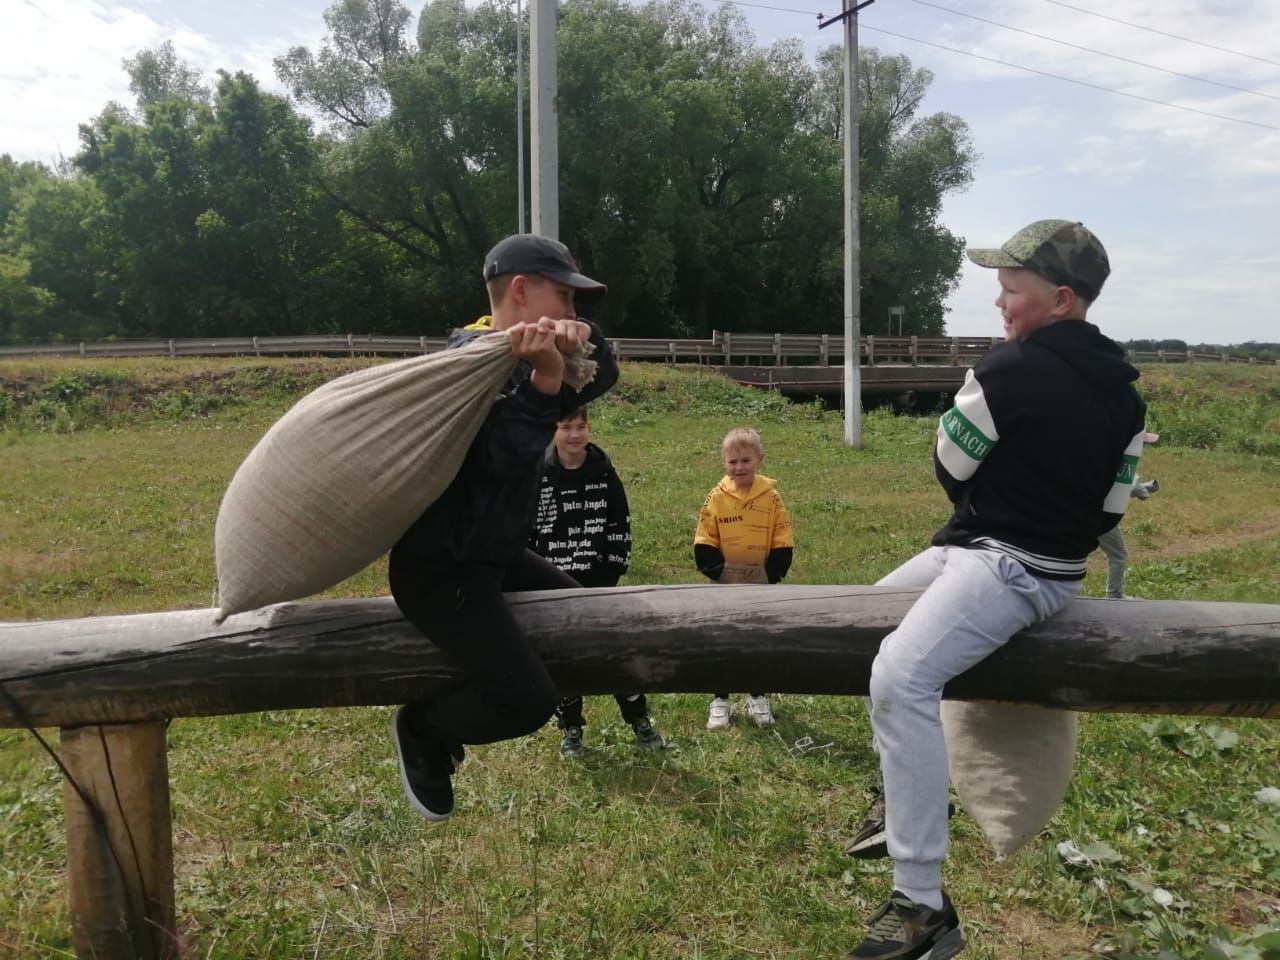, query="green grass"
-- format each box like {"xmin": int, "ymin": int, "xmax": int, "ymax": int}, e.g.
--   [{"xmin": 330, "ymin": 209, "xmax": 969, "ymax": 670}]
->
[{"xmin": 1, "ymin": 360, "xmax": 1278, "ymax": 959}]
